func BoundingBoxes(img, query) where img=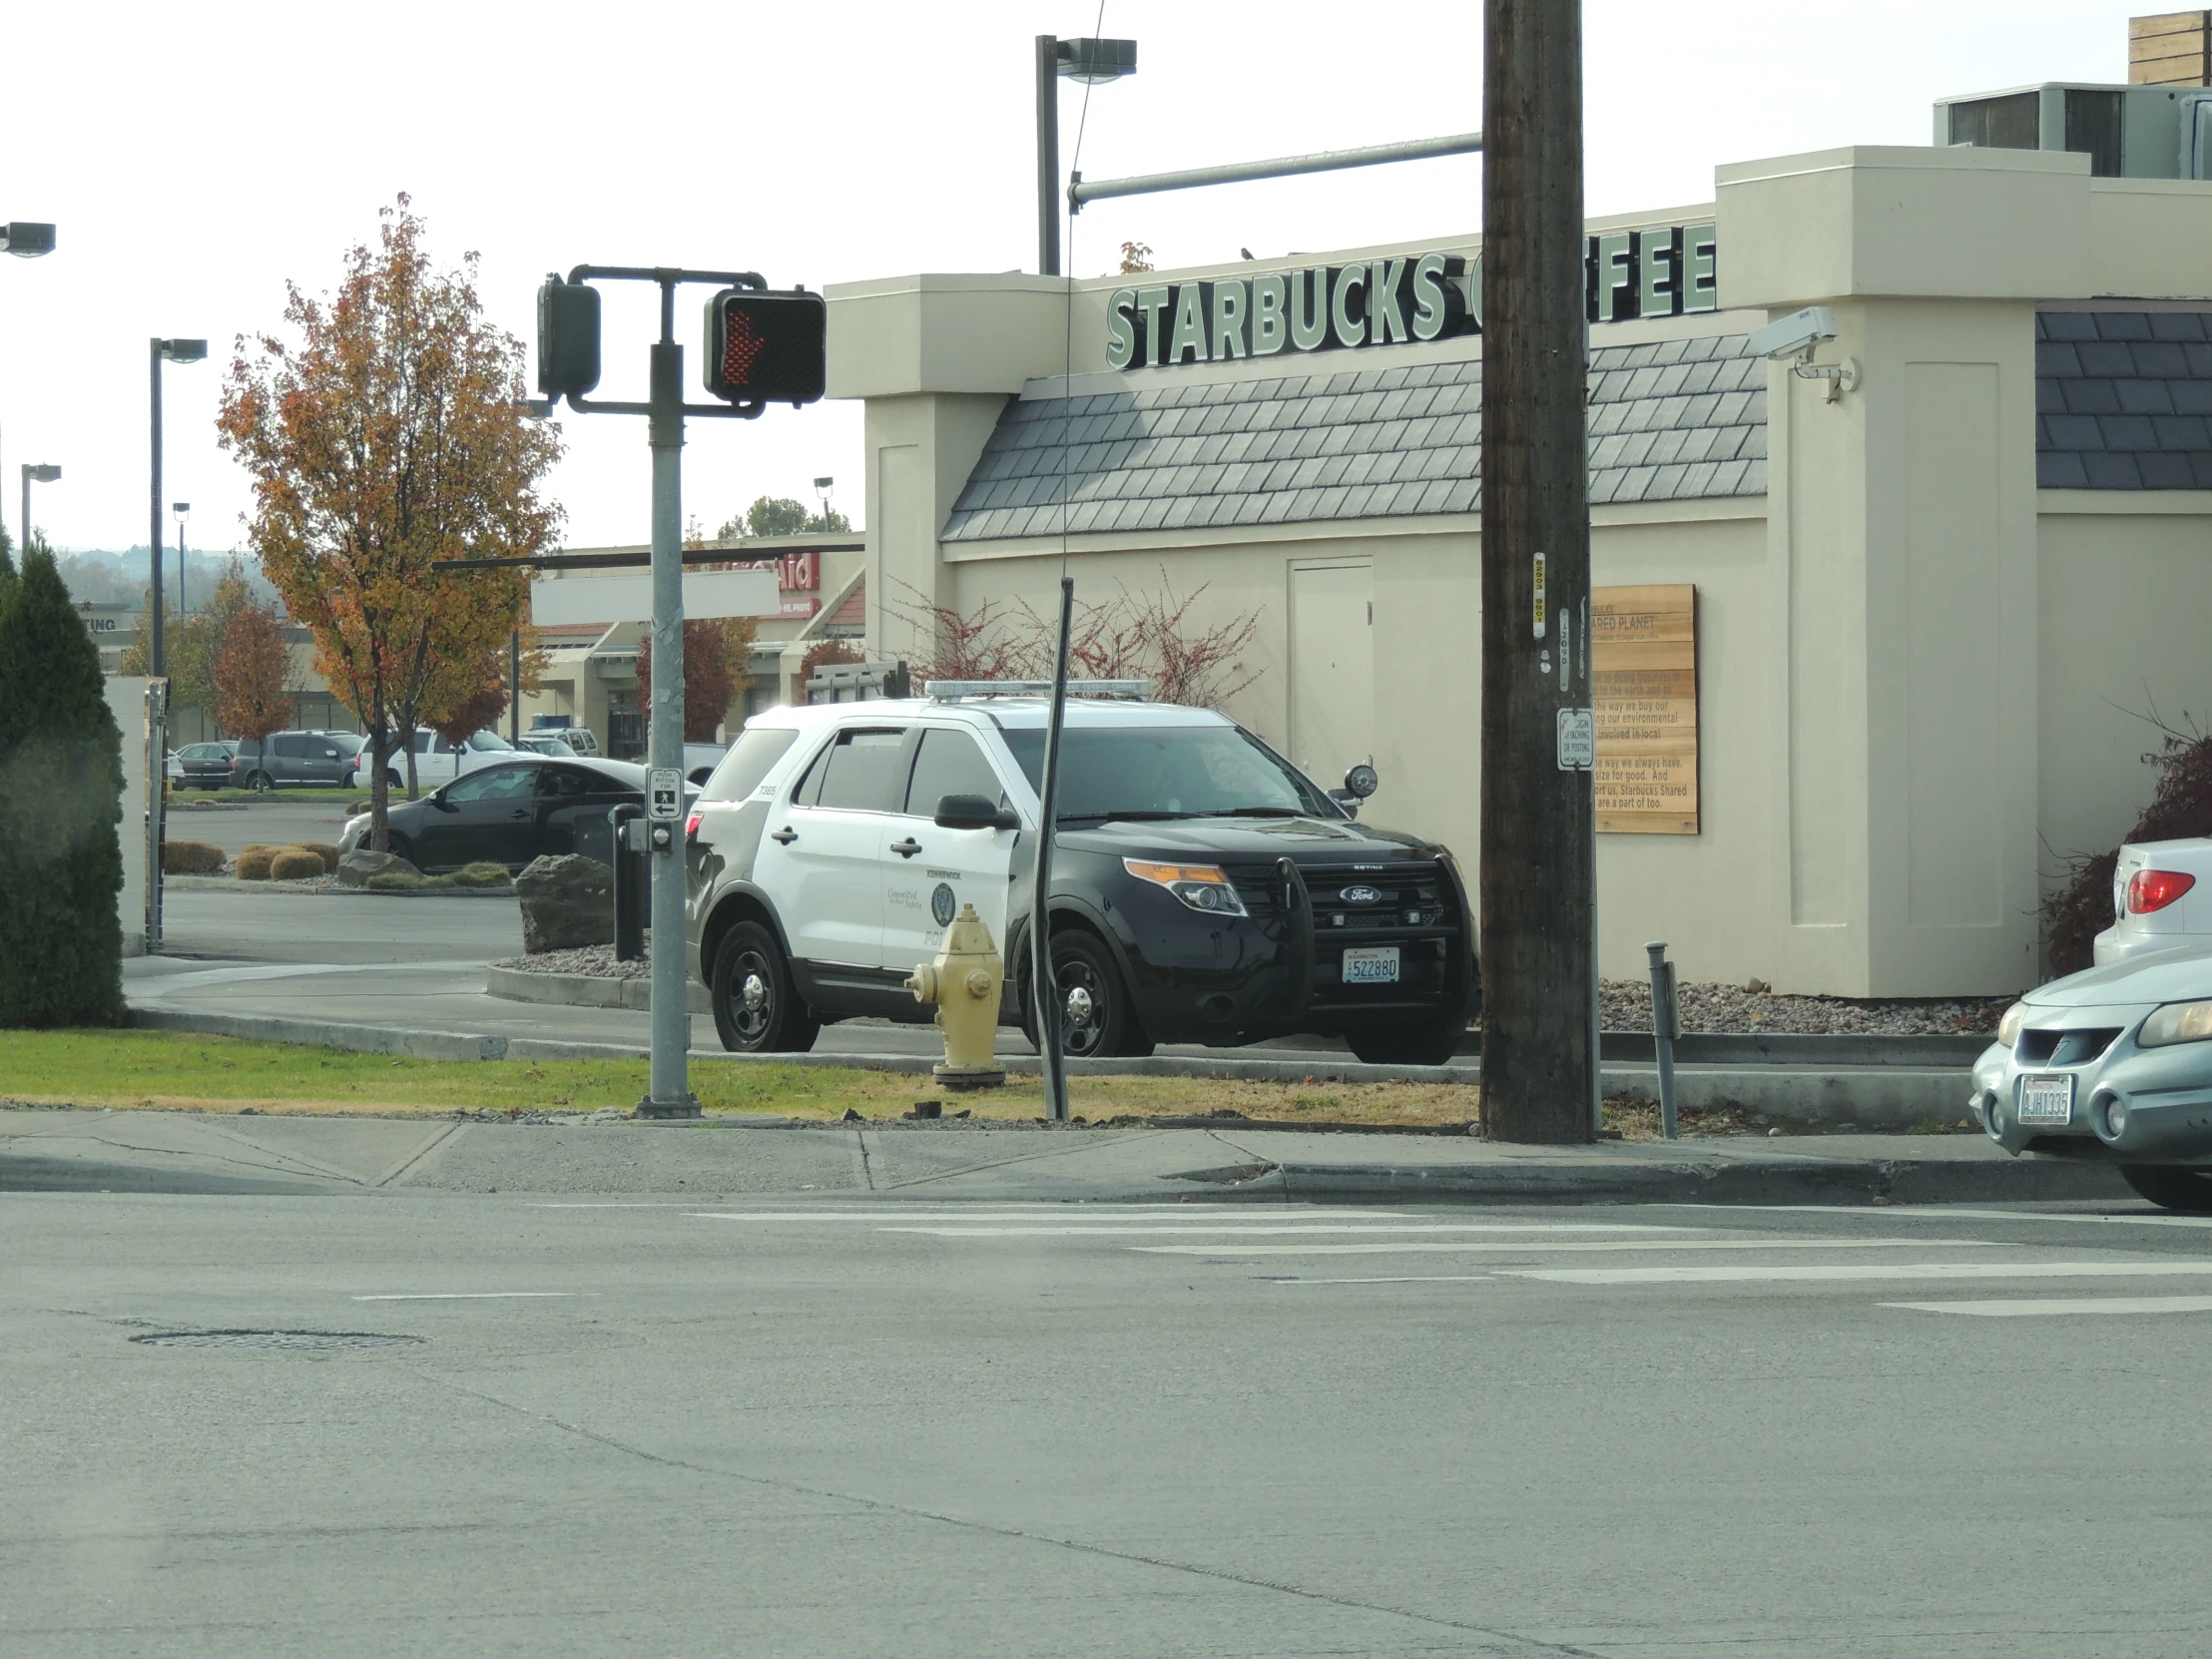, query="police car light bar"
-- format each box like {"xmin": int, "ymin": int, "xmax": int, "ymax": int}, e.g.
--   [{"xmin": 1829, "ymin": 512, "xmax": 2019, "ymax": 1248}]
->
[{"xmin": 924, "ymin": 680, "xmax": 1149, "ymax": 702}]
